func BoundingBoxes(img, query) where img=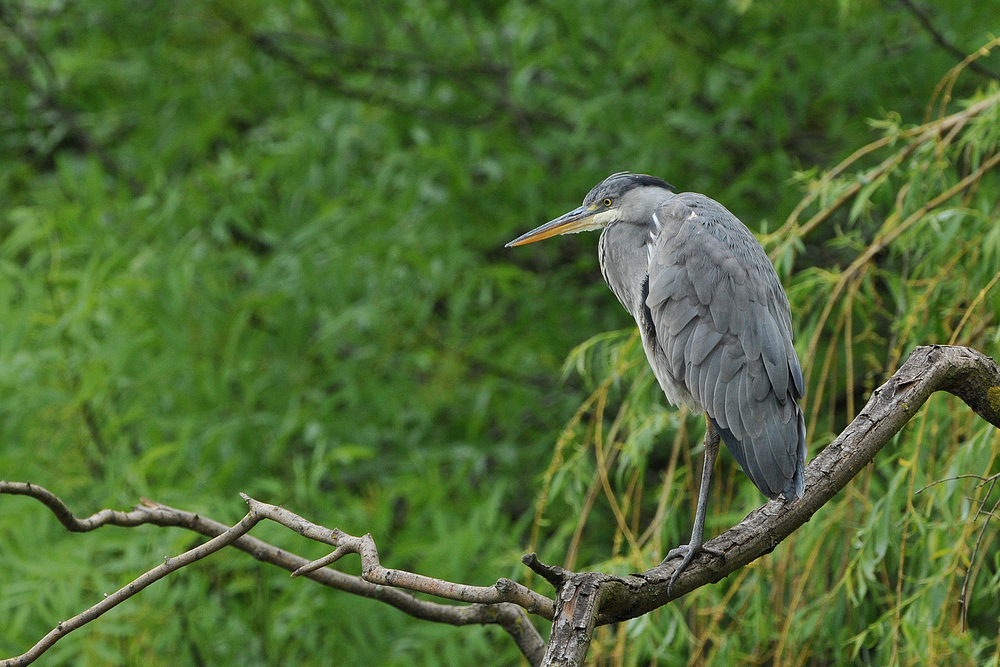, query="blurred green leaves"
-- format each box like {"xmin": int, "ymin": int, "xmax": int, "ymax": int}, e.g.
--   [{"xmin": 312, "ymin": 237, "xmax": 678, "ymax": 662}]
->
[{"xmin": 2, "ymin": 0, "xmax": 1000, "ymax": 665}]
